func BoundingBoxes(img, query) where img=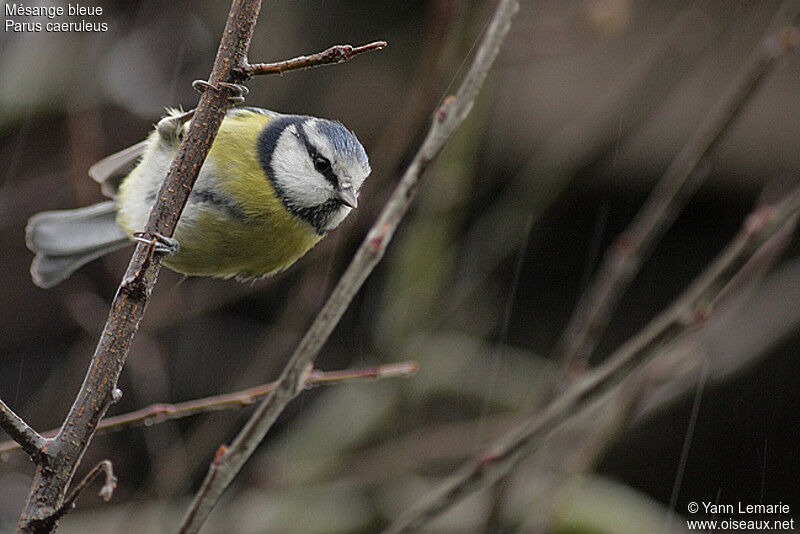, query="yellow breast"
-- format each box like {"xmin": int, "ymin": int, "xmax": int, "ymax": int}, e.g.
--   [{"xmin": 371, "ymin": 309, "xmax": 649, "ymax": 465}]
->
[{"xmin": 127, "ymin": 111, "xmax": 322, "ymax": 280}]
